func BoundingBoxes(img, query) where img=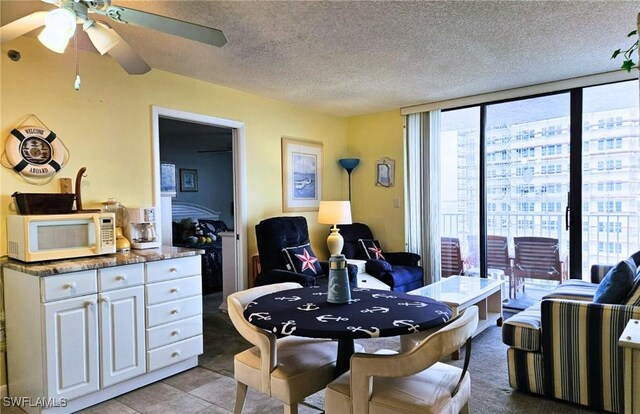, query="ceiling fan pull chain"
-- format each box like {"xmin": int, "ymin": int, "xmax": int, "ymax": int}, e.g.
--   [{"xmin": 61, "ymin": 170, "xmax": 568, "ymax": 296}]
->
[{"xmin": 74, "ymin": 31, "xmax": 81, "ymax": 90}]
